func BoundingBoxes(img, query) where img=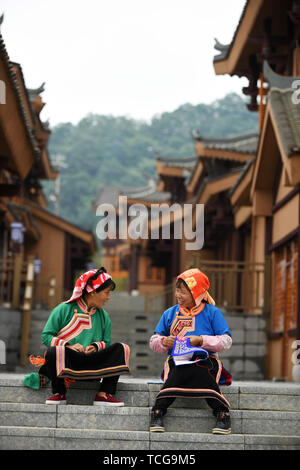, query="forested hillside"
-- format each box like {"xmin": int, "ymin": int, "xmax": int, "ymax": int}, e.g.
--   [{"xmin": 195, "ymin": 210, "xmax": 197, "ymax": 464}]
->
[{"xmin": 44, "ymin": 92, "xmax": 258, "ymax": 231}]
